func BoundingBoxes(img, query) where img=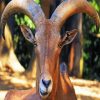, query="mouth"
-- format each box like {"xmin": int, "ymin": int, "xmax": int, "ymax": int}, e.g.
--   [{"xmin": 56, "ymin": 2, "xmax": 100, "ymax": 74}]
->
[{"xmin": 39, "ymin": 88, "xmax": 49, "ymax": 97}]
